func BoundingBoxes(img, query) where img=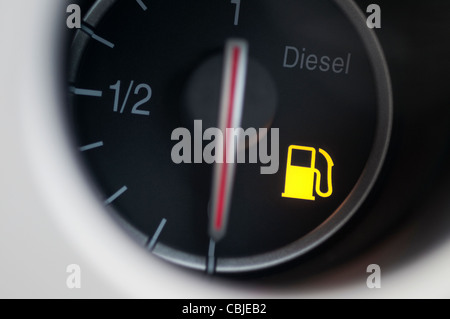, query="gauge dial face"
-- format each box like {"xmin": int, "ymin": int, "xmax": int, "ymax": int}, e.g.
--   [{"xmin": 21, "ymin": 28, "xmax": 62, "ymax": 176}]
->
[{"xmin": 67, "ymin": 0, "xmax": 391, "ymax": 274}]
